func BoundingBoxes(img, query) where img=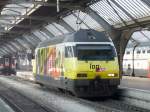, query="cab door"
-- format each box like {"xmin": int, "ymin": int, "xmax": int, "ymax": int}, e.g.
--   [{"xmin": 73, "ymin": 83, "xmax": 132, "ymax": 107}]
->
[{"xmin": 4, "ymin": 58, "xmax": 10, "ymax": 68}]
